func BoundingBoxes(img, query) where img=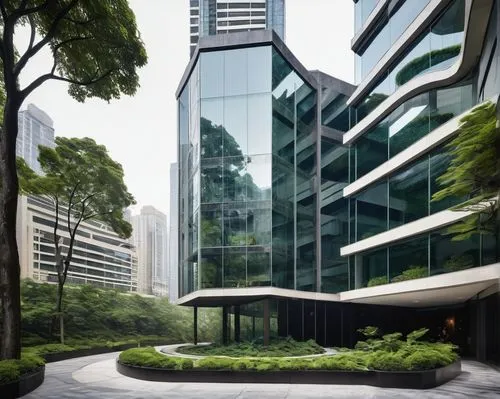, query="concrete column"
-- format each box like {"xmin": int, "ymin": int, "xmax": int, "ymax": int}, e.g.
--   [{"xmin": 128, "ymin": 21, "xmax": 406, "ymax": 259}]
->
[
  {"xmin": 263, "ymin": 299, "xmax": 270, "ymax": 346},
  {"xmin": 222, "ymin": 306, "xmax": 228, "ymax": 345},
  {"xmin": 252, "ymin": 316, "xmax": 256, "ymax": 339},
  {"xmin": 234, "ymin": 305, "xmax": 241, "ymax": 343},
  {"xmin": 193, "ymin": 306, "xmax": 198, "ymax": 345}
]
